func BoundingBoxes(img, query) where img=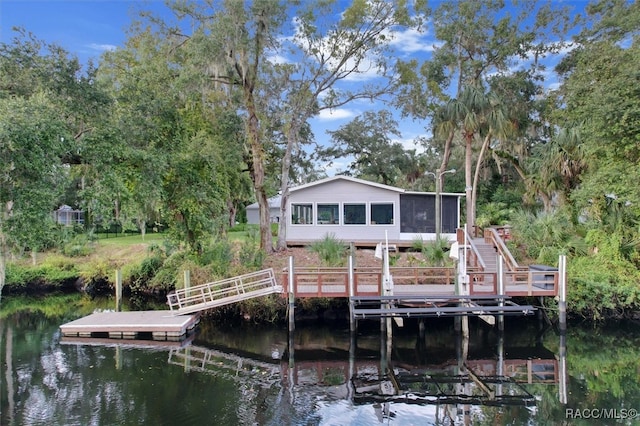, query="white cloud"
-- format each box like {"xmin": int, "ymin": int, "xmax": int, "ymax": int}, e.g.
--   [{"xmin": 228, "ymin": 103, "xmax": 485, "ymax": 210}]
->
[
  {"xmin": 266, "ymin": 54, "xmax": 290, "ymax": 65},
  {"xmin": 321, "ymin": 158, "xmax": 352, "ymax": 177},
  {"xmin": 317, "ymin": 108, "xmax": 357, "ymax": 121},
  {"xmin": 393, "ymin": 136, "xmax": 427, "ymax": 153},
  {"xmin": 87, "ymin": 43, "xmax": 116, "ymax": 52},
  {"xmin": 386, "ymin": 28, "xmax": 442, "ymax": 54}
]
